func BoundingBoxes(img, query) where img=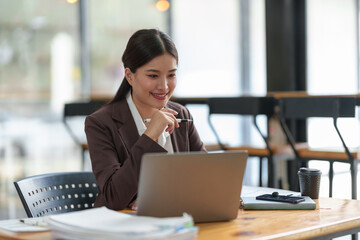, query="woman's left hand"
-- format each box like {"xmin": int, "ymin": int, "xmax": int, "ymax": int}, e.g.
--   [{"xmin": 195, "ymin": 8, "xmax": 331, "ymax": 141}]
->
[{"xmin": 129, "ymin": 199, "xmax": 137, "ymax": 211}]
